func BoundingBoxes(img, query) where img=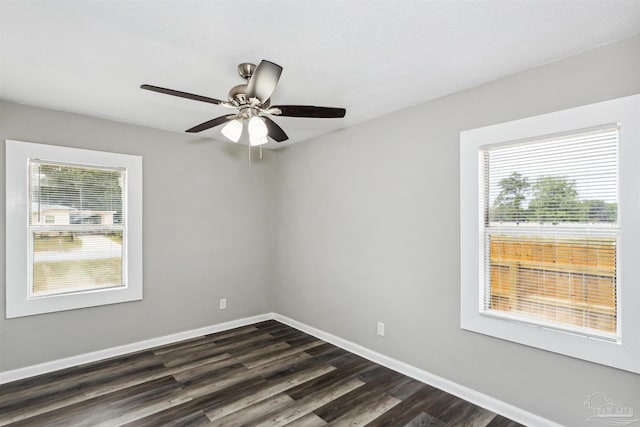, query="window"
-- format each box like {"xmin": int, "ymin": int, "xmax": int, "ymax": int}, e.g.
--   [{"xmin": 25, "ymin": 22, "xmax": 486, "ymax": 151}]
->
[
  {"xmin": 29, "ymin": 161, "xmax": 125, "ymax": 297},
  {"xmin": 482, "ymin": 127, "xmax": 618, "ymax": 339},
  {"xmin": 460, "ymin": 94, "xmax": 640, "ymax": 373},
  {"xmin": 6, "ymin": 140, "xmax": 142, "ymax": 318}
]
